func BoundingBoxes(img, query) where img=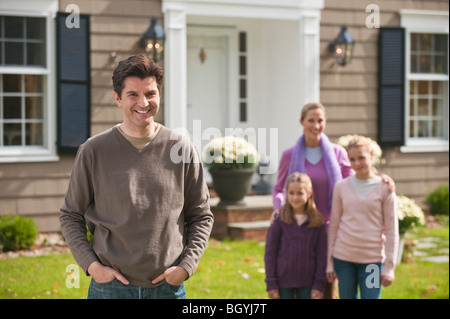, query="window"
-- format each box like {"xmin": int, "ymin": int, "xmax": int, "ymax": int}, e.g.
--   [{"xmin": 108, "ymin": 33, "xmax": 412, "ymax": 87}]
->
[
  {"xmin": 408, "ymin": 34, "xmax": 448, "ymax": 140},
  {"xmin": 239, "ymin": 31, "xmax": 247, "ymax": 122},
  {"xmin": 0, "ymin": 73, "xmax": 44, "ymax": 146},
  {"xmin": 401, "ymin": 10, "xmax": 449, "ymax": 153},
  {"xmin": 0, "ymin": 6, "xmax": 57, "ymax": 162}
]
